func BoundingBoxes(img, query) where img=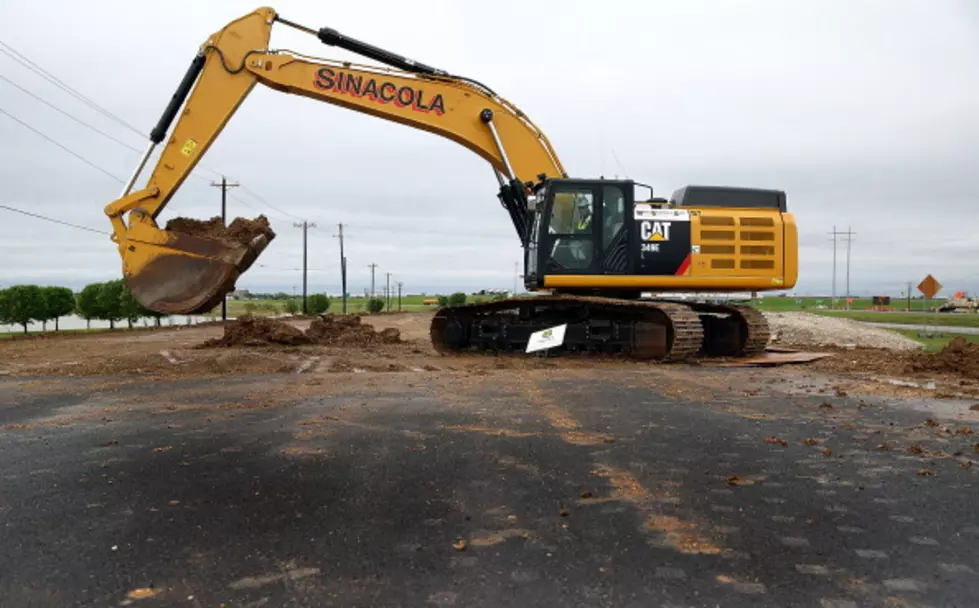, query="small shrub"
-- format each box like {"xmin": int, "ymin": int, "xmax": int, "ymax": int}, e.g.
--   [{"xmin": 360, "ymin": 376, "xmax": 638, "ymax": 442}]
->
[
  {"xmin": 448, "ymin": 292, "xmax": 467, "ymax": 307},
  {"xmin": 308, "ymin": 294, "xmax": 330, "ymax": 315},
  {"xmin": 366, "ymin": 298, "xmax": 385, "ymax": 314}
]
